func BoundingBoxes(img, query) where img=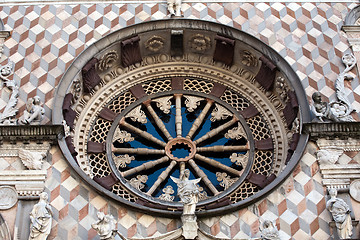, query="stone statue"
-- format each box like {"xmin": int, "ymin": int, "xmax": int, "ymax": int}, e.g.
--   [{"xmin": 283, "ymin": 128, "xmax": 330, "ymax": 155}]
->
[
  {"xmin": 170, "ymin": 169, "xmax": 201, "ymax": 215},
  {"xmin": 167, "ymin": 0, "xmax": 182, "ymax": 17},
  {"xmin": 21, "ymin": 96, "xmax": 45, "ymax": 125},
  {"xmin": 171, "ymin": 169, "xmax": 201, "ymax": 239},
  {"xmin": 311, "ymin": 53, "xmax": 356, "ymax": 122},
  {"xmin": 0, "ymin": 61, "xmax": 19, "ymax": 125},
  {"xmin": 260, "ymin": 220, "xmax": 280, "ymax": 240},
  {"xmin": 91, "ymin": 212, "xmax": 118, "ymax": 240},
  {"xmin": 311, "ymin": 92, "xmax": 339, "ymax": 122},
  {"xmin": 29, "ymin": 192, "xmax": 52, "ymax": 240},
  {"xmin": 326, "ymin": 188, "xmax": 353, "ymax": 239}
]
